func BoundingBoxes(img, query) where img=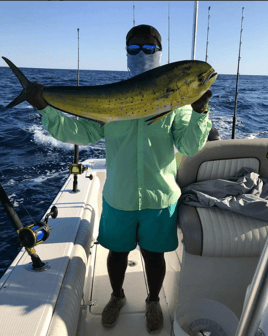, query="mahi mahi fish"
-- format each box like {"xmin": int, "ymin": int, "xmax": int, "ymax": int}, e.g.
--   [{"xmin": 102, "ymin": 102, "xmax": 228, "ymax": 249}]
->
[{"xmin": 2, "ymin": 56, "xmax": 217, "ymax": 127}]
